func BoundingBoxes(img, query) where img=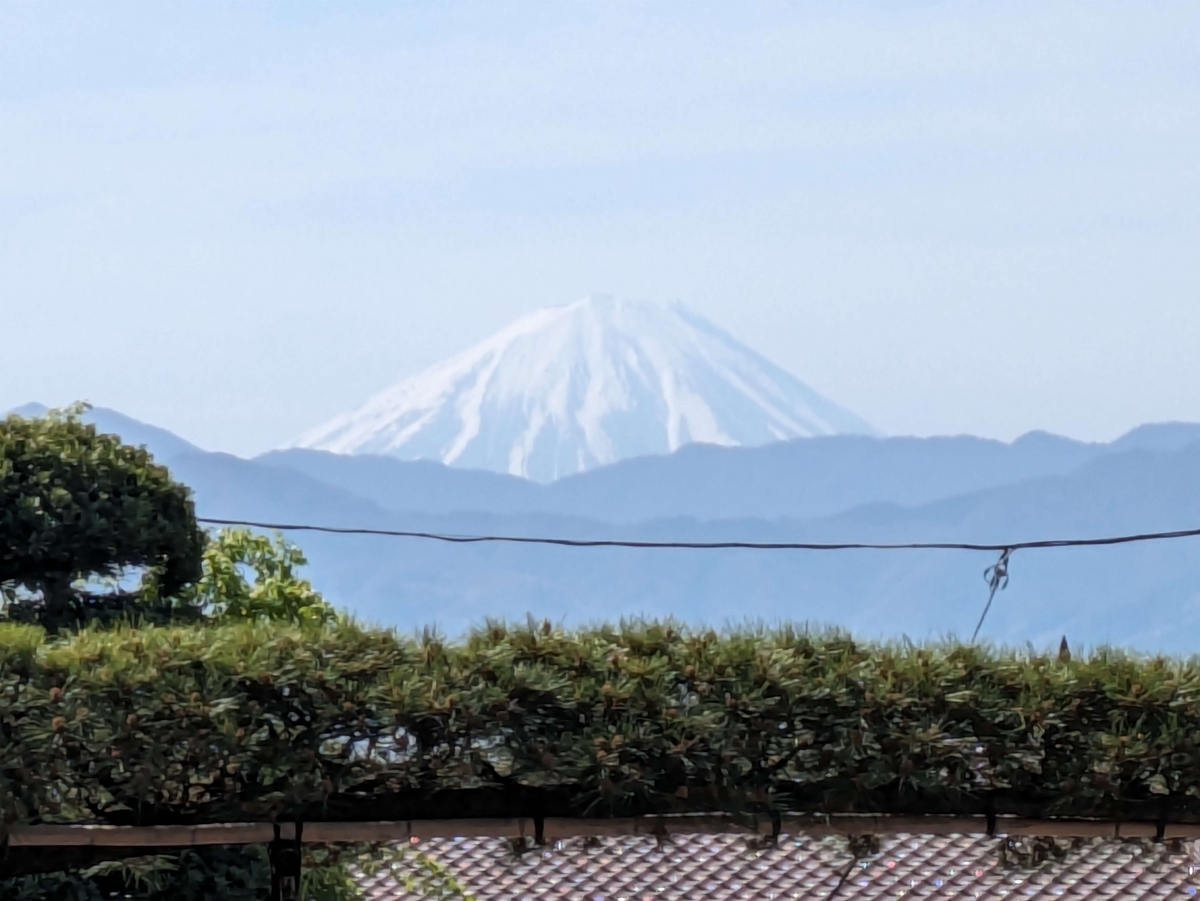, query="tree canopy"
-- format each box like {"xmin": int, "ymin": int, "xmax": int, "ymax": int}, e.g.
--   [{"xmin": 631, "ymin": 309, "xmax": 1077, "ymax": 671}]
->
[
  {"xmin": 0, "ymin": 408, "xmax": 384, "ymax": 898},
  {"xmin": 0, "ymin": 407, "xmax": 205, "ymax": 629}
]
